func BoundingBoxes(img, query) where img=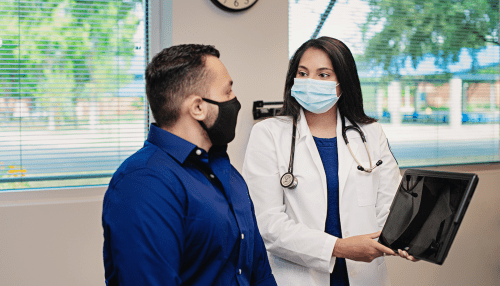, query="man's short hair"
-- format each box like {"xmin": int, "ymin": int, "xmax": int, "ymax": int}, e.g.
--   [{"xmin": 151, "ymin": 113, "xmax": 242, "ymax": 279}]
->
[{"xmin": 145, "ymin": 44, "xmax": 220, "ymax": 128}]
